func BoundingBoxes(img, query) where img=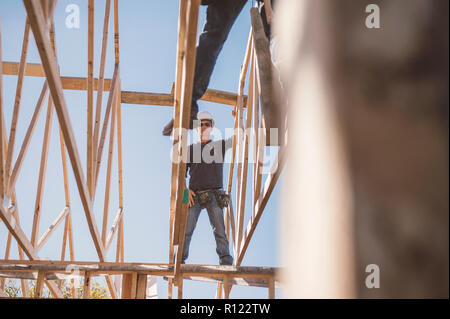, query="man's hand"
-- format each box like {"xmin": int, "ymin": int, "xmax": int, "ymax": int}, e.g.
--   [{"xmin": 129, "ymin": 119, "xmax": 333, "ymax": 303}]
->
[{"xmin": 188, "ymin": 189, "xmax": 196, "ymax": 208}]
